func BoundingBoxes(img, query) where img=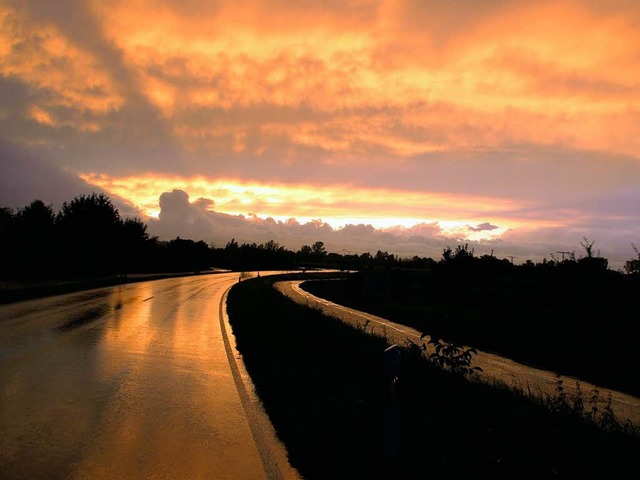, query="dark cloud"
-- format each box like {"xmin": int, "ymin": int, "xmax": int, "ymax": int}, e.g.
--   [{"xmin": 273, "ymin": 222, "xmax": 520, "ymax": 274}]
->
[
  {"xmin": 468, "ymin": 222, "xmax": 499, "ymax": 232},
  {"xmin": 146, "ymin": 187, "xmax": 638, "ymax": 270},
  {"xmin": 3, "ymin": 0, "xmax": 184, "ymax": 174},
  {"xmin": 0, "ymin": 143, "xmax": 142, "ymax": 218}
]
